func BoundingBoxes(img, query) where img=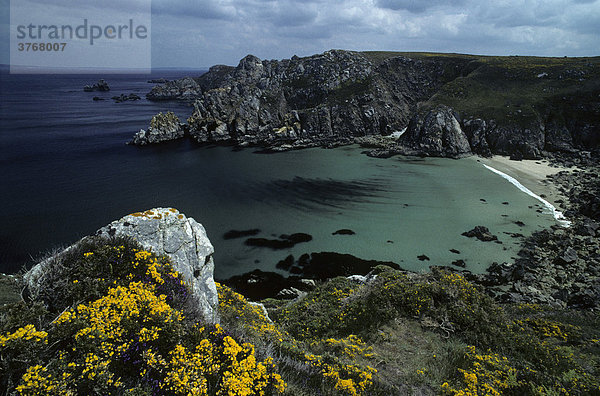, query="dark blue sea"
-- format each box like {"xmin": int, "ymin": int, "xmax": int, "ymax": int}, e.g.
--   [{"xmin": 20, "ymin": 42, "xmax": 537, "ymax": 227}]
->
[{"xmin": 0, "ymin": 69, "xmax": 558, "ymax": 279}]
